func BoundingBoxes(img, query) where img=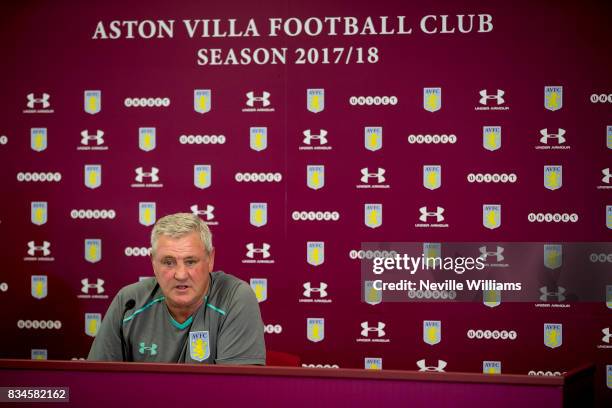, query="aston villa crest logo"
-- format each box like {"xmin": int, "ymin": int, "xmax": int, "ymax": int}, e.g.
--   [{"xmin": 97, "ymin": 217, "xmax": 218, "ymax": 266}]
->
[
  {"xmin": 423, "ymin": 87, "xmax": 441, "ymax": 112},
  {"xmin": 250, "ymin": 127, "xmax": 267, "ymax": 151},
  {"xmin": 84, "ymin": 164, "xmax": 102, "ymax": 189},
  {"xmin": 139, "ymin": 127, "xmax": 156, "ymax": 152},
  {"xmin": 194, "ymin": 165, "xmax": 211, "ymax": 189},
  {"xmin": 423, "ymin": 320, "xmax": 441, "ymax": 345},
  {"xmin": 483, "ymin": 126, "xmax": 501, "ymax": 151},
  {"xmin": 307, "ymin": 241, "xmax": 325, "ymax": 266},
  {"xmin": 544, "ymin": 86, "xmax": 562, "ymax": 111},
  {"xmin": 483, "ymin": 204, "xmax": 501, "ymax": 229},
  {"xmin": 543, "ymin": 244, "xmax": 562, "ymax": 270},
  {"xmin": 364, "ymin": 281, "xmax": 382, "ymax": 305},
  {"xmin": 307, "ymin": 318, "xmax": 325, "ymax": 342},
  {"xmin": 85, "ymin": 313, "xmax": 102, "ymax": 337},
  {"xmin": 483, "ymin": 289, "xmax": 501, "ymax": 308},
  {"xmin": 307, "ymin": 89, "xmax": 324, "ymax": 113},
  {"xmin": 364, "ymin": 203, "xmax": 382, "ymax": 228},
  {"xmin": 85, "ymin": 239, "xmax": 102, "ymax": 263},
  {"xmin": 31, "ymin": 275, "xmax": 47, "ymax": 300},
  {"xmin": 189, "ymin": 331, "xmax": 210, "ymax": 361},
  {"xmin": 250, "ymin": 278, "xmax": 267, "ymax": 302},
  {"xmin": 544, "ymin": 165, "xmax": 562, "ymax": 190},
  {"xmin": 250, "ymin": 203, "xmax": 268, "ymax": 227},
  {"xmin": 139, "ymin": 202, "xmax": 156, "ymax": 226},
  {"xmin": 84, "ymin": 90, "xmax": 101, "ymax": 114},
  {"xmin": 364, "ymin": 127, "xmax": 382, "ymax": 151},
  {"xmin": 544, "ymin": 323, "xmax": 562, "ymax": 348},
  {"xmin": 483, "ymin": 361, "xmax": 501, "ymax": 374},
  {"xmin": 307, "ymin": 165, "xmax": 325, "ymax": 190},
  {"xmin": 30, "ymin": 128, "xmax": 47, "ymax": 152},
  {"xmin": 194, "ymin": 89, "xmax": 211, "ymax": 113},
  {"xmin": 31, "ymin": 202, "xmax": 48, "ymax": 226},
  {"xmin": 423, "ymin": 165, "xmax": 441, "ymax": 190}
]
